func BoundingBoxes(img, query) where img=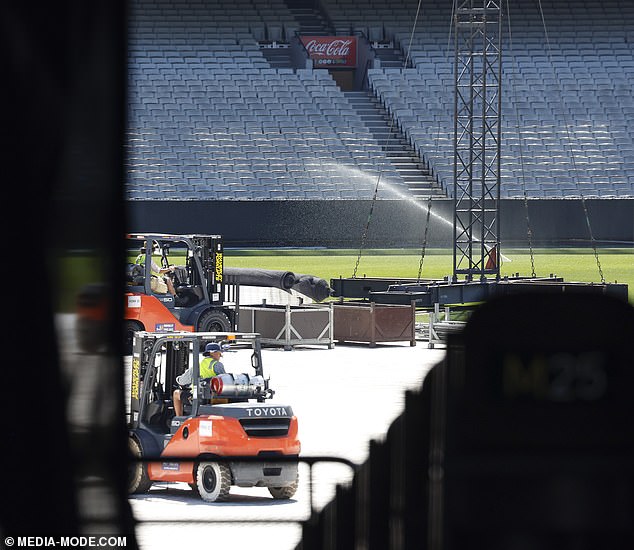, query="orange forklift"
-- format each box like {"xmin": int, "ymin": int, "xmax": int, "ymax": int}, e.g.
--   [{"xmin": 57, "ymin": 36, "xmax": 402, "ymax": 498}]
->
[
  {"xmin": 127, "ymin": 331, "xmax": 300, "ymax": 502},
  {"xmin": 125, "ymin": 234, "xmax": 234, "ymax": 353}
]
